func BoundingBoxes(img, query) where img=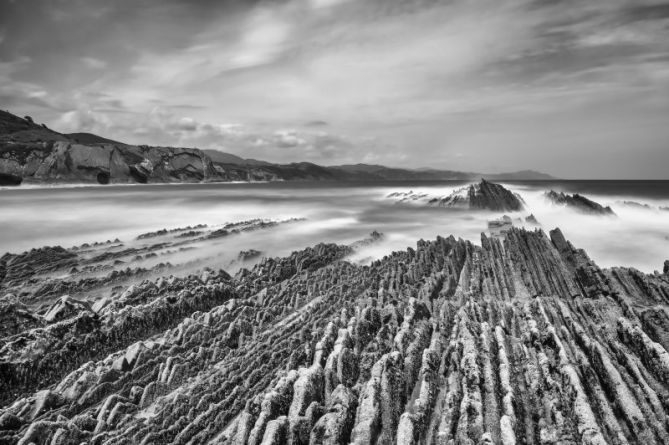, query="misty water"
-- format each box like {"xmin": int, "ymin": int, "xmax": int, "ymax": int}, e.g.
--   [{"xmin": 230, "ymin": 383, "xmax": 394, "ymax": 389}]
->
[{"xmin": 1, "ymin": 180, "xmax": 669, "ymax": 274}]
